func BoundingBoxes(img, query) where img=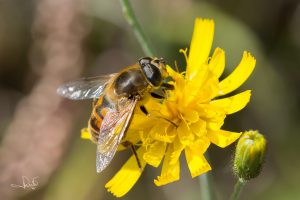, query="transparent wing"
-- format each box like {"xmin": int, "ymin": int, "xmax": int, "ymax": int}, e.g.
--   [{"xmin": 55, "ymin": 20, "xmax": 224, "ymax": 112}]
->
[
  {"xmin": 57, "ymin": 74, "xmax": 117, "ymax": 100},
  {"xmin": 96, "ymin": 98, "xmax": 137, "ymax": 173}
]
